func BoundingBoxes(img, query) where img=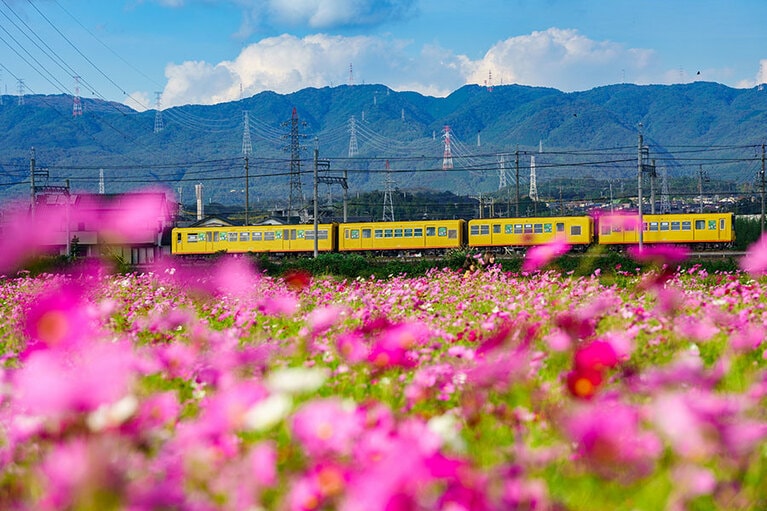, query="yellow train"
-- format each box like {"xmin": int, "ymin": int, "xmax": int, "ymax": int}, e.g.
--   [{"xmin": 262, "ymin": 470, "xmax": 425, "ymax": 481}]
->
[{"xmin": 170, "ymin": 212, "xmax": 734, "ymax": 256}]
